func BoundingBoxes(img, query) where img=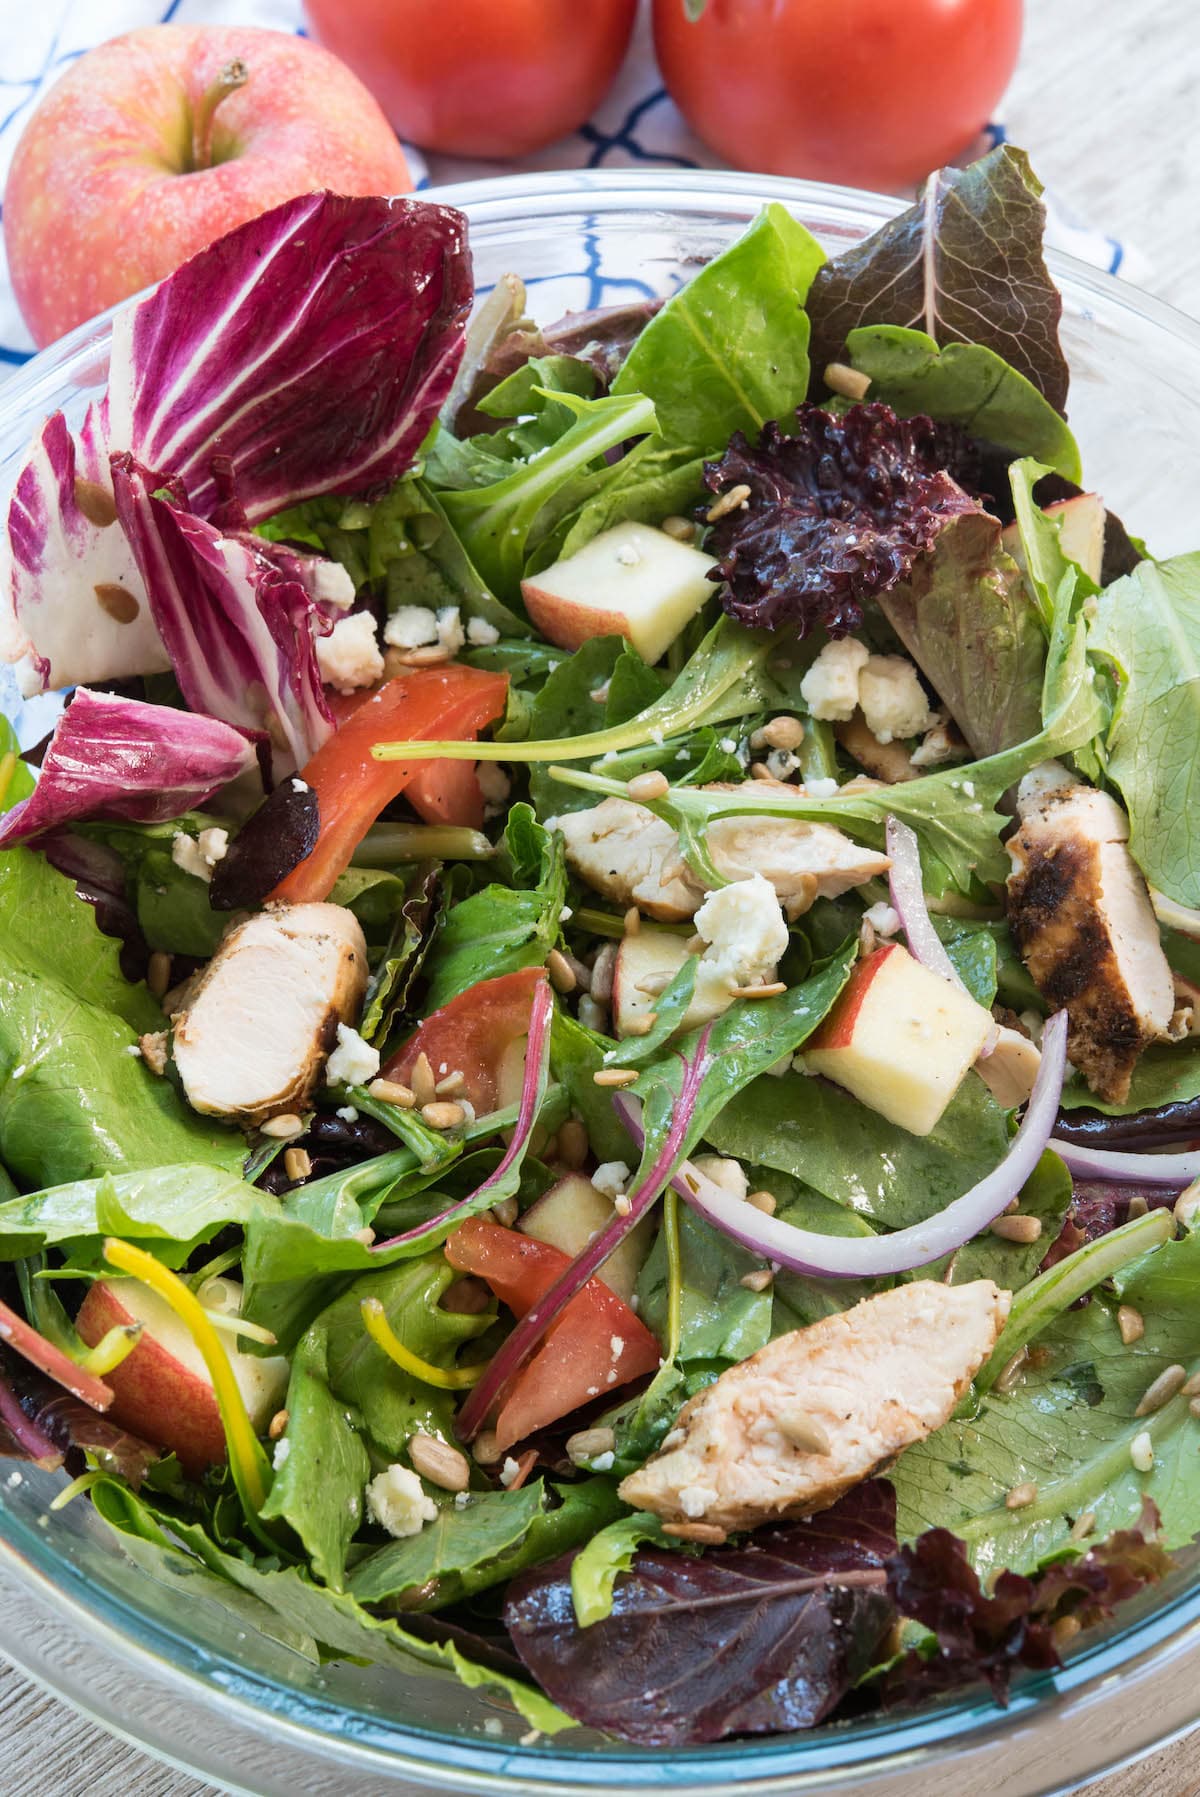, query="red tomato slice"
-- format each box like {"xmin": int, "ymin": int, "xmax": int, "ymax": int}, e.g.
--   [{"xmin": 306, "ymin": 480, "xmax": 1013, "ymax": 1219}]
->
[
  {"xmin": 272, "ymin": 665, "xmax": 507, "ymax": 902},
  {"xmin": 445, "ymin": 1218, "xmax": 661, "ymax": 1451},
  {"xmin": 327, "ymin": 684, "xmax": 487, "ymax": 829},
  {"xmin": 384, "ymin": 967, "xmax": 544, "ymax": 1116}
]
